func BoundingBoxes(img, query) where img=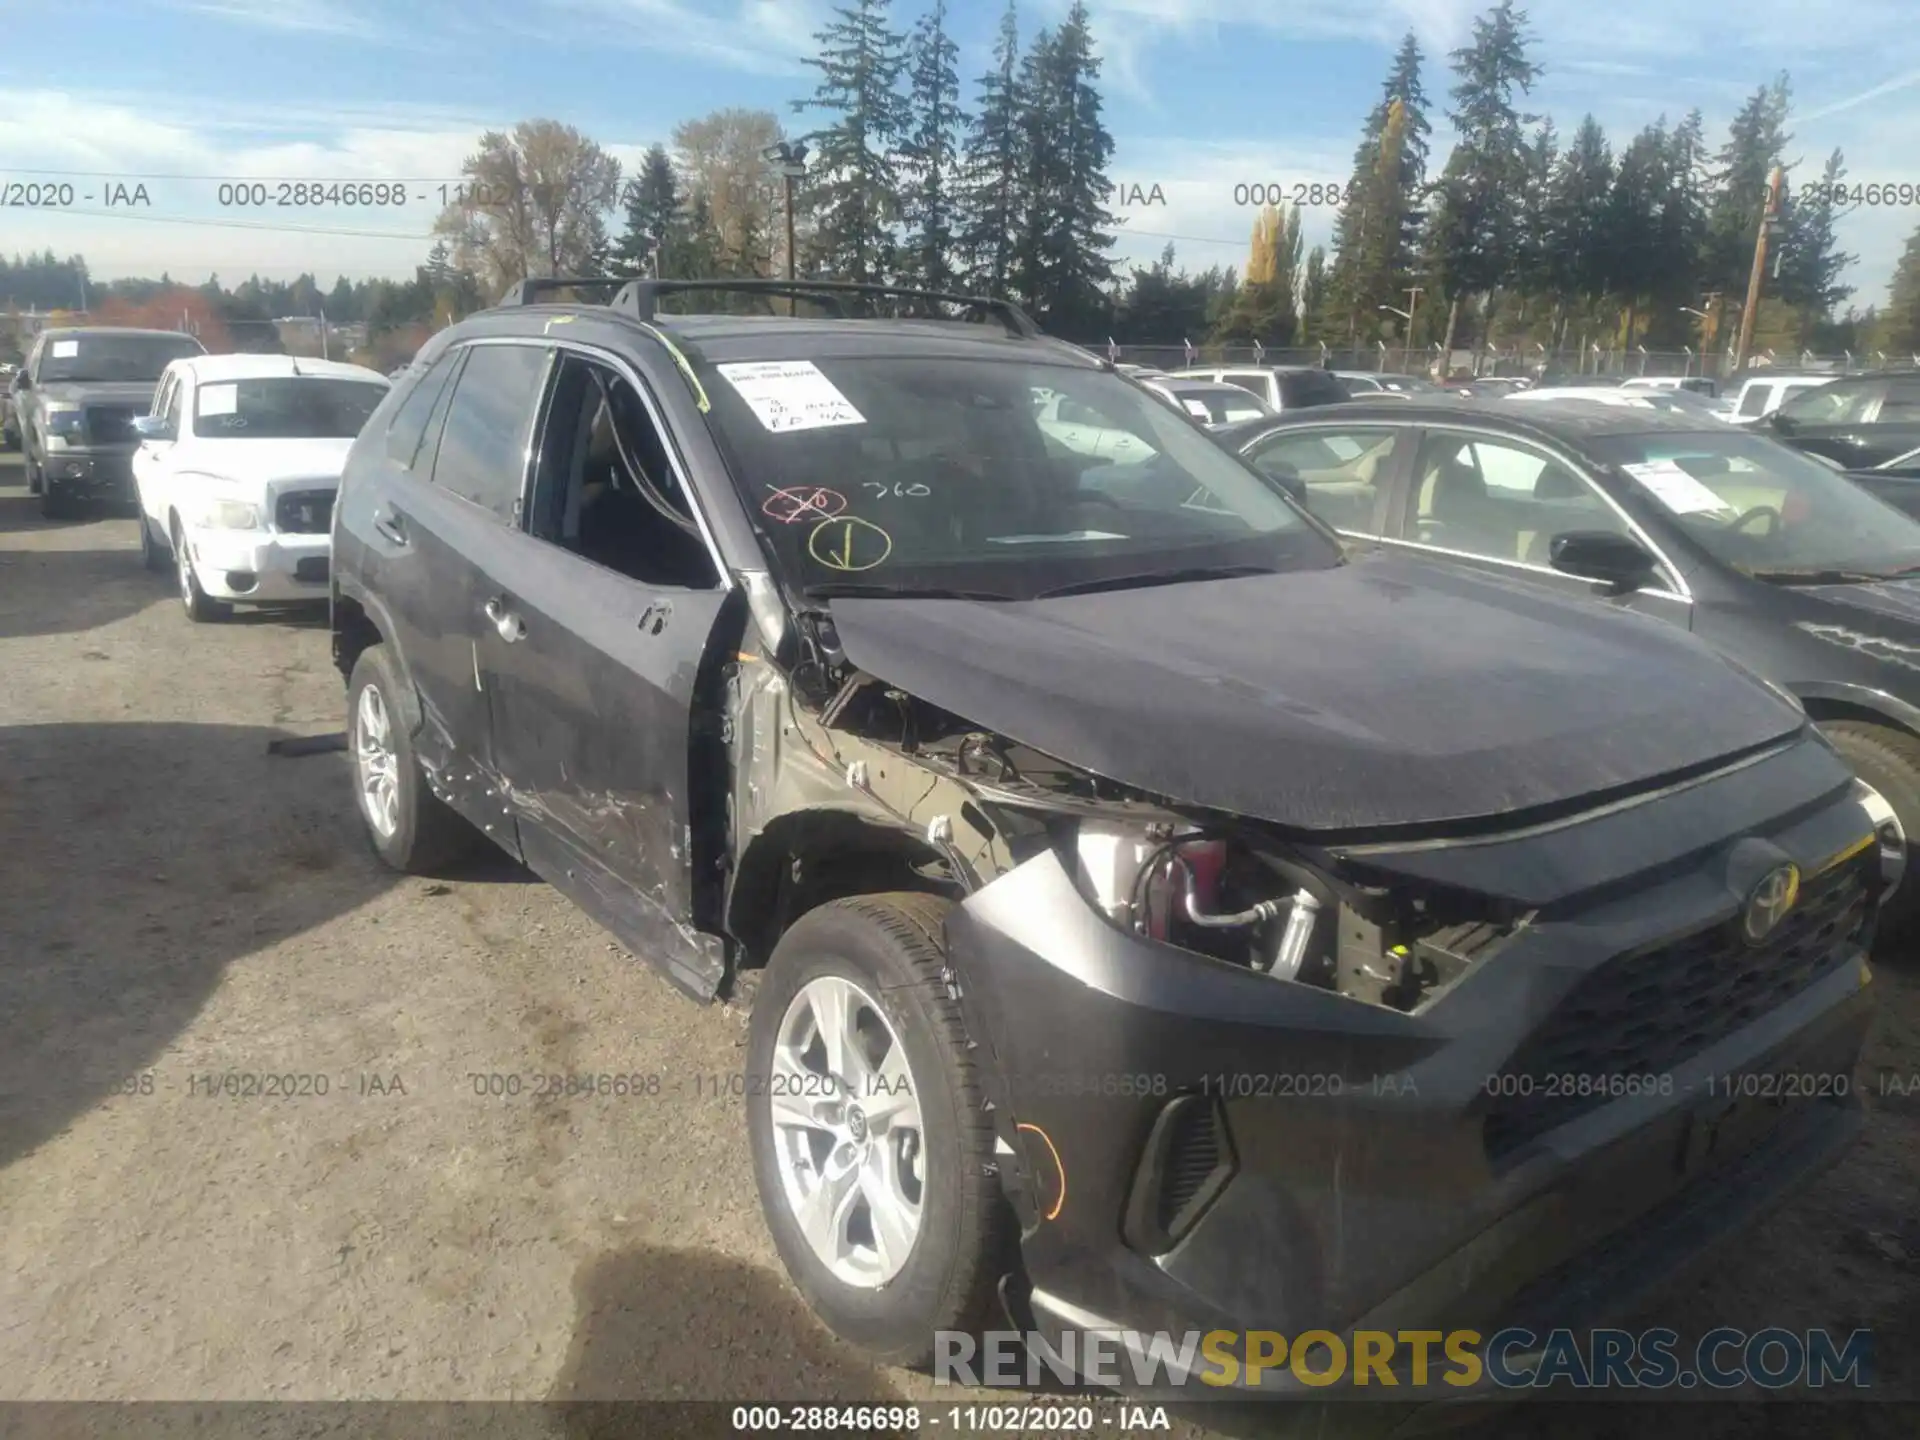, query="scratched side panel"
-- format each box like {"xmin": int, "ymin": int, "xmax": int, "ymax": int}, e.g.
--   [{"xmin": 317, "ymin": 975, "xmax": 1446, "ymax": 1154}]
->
[{"xmin": 477, "ymin": 523, "xmax": 736, "ymax": 997}]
